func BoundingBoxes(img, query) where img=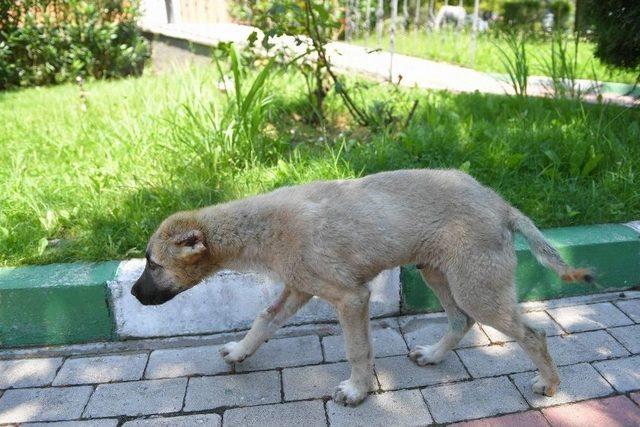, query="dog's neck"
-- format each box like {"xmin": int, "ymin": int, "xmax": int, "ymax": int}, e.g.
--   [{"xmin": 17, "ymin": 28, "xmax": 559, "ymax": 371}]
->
[{"xmin": 198, "ymin": 199, "xmax": 281, "ymax": 273}]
